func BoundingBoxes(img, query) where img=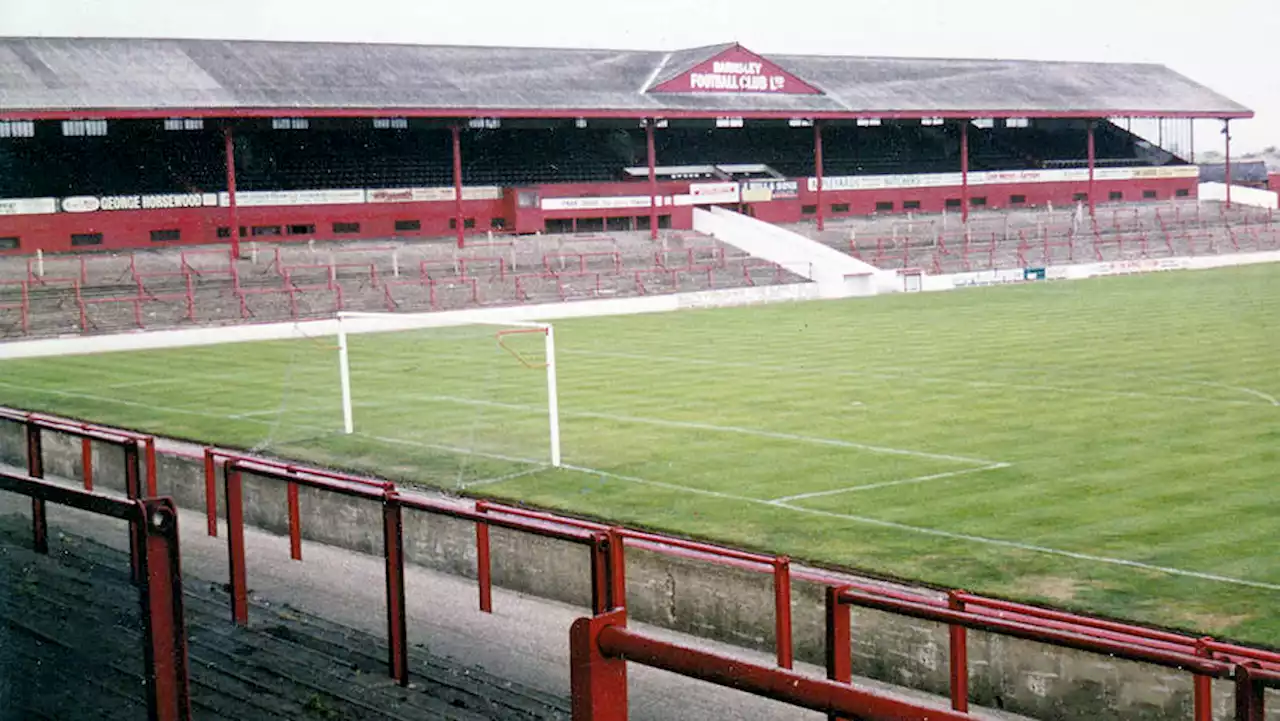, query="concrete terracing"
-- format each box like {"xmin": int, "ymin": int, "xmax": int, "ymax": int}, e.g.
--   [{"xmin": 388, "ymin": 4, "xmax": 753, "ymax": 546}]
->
[
  {"xmin": 0, "ymin": 513, "xmax": 570, "ymax": 721},
  {"xmin": 0, "ymin": 230, "xmax": 810, "ymax": 339},
  {"xmin": 790, "ymin": 200, "xmax": 1280, "ymax": 274}
]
